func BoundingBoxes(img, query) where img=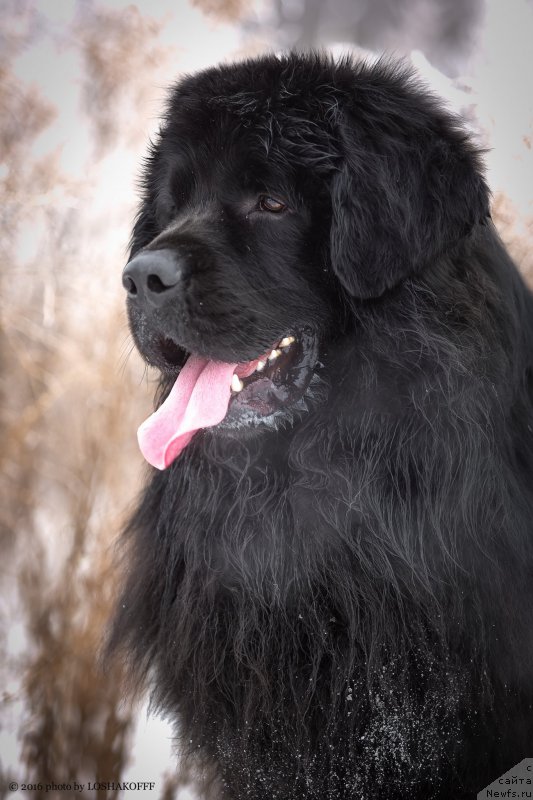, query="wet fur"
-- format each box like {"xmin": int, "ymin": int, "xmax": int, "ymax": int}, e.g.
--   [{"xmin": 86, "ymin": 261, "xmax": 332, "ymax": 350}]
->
[{"xmin": 110, "ymin": 54, "xmax": 533, "ymax": 798}]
